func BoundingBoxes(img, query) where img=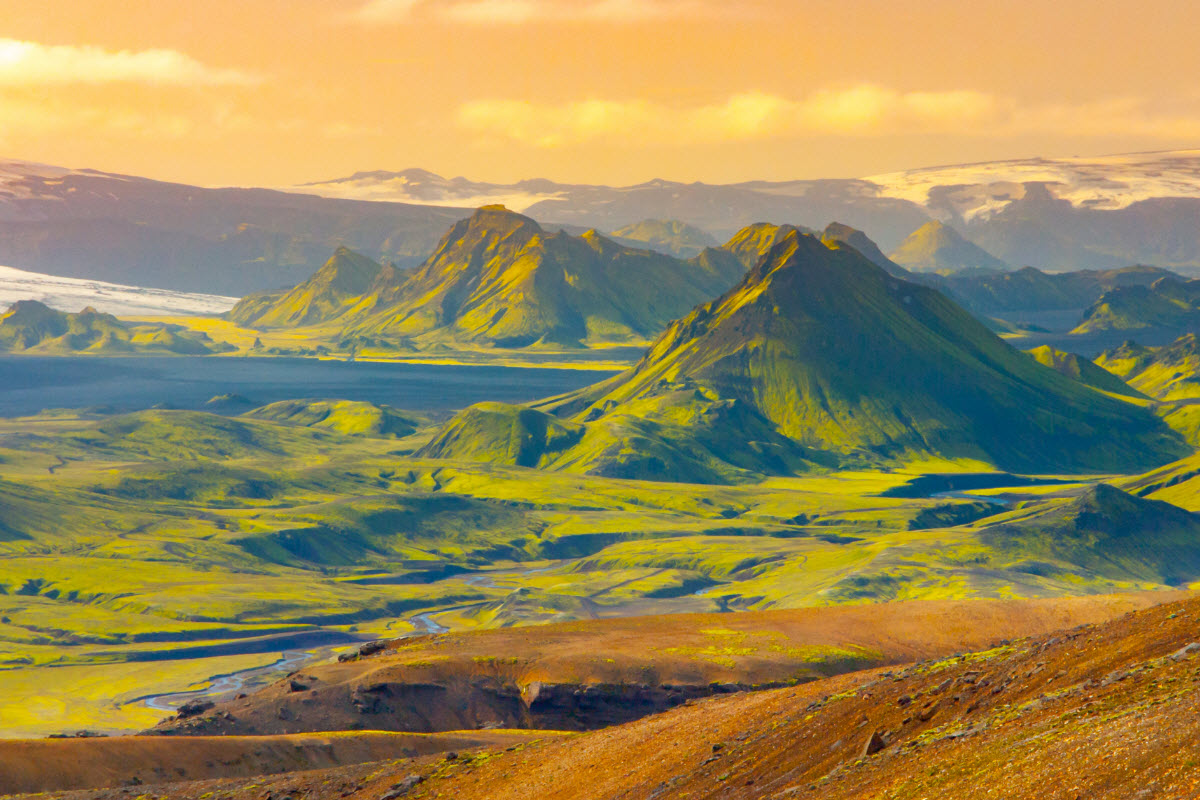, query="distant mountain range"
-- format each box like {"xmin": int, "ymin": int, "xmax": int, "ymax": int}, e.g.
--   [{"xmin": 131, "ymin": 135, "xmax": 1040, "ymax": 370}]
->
[
  {"xmin": 296, "ymin": 149, "xmax": 1200, "ymax": 273},
  {"xmin": 5, "ymin": 149, "xmax": 1200, "ymax": 298},
  {"xmin": 0, "ymin": 160, "xmax": 464, "ymax": 295}
]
